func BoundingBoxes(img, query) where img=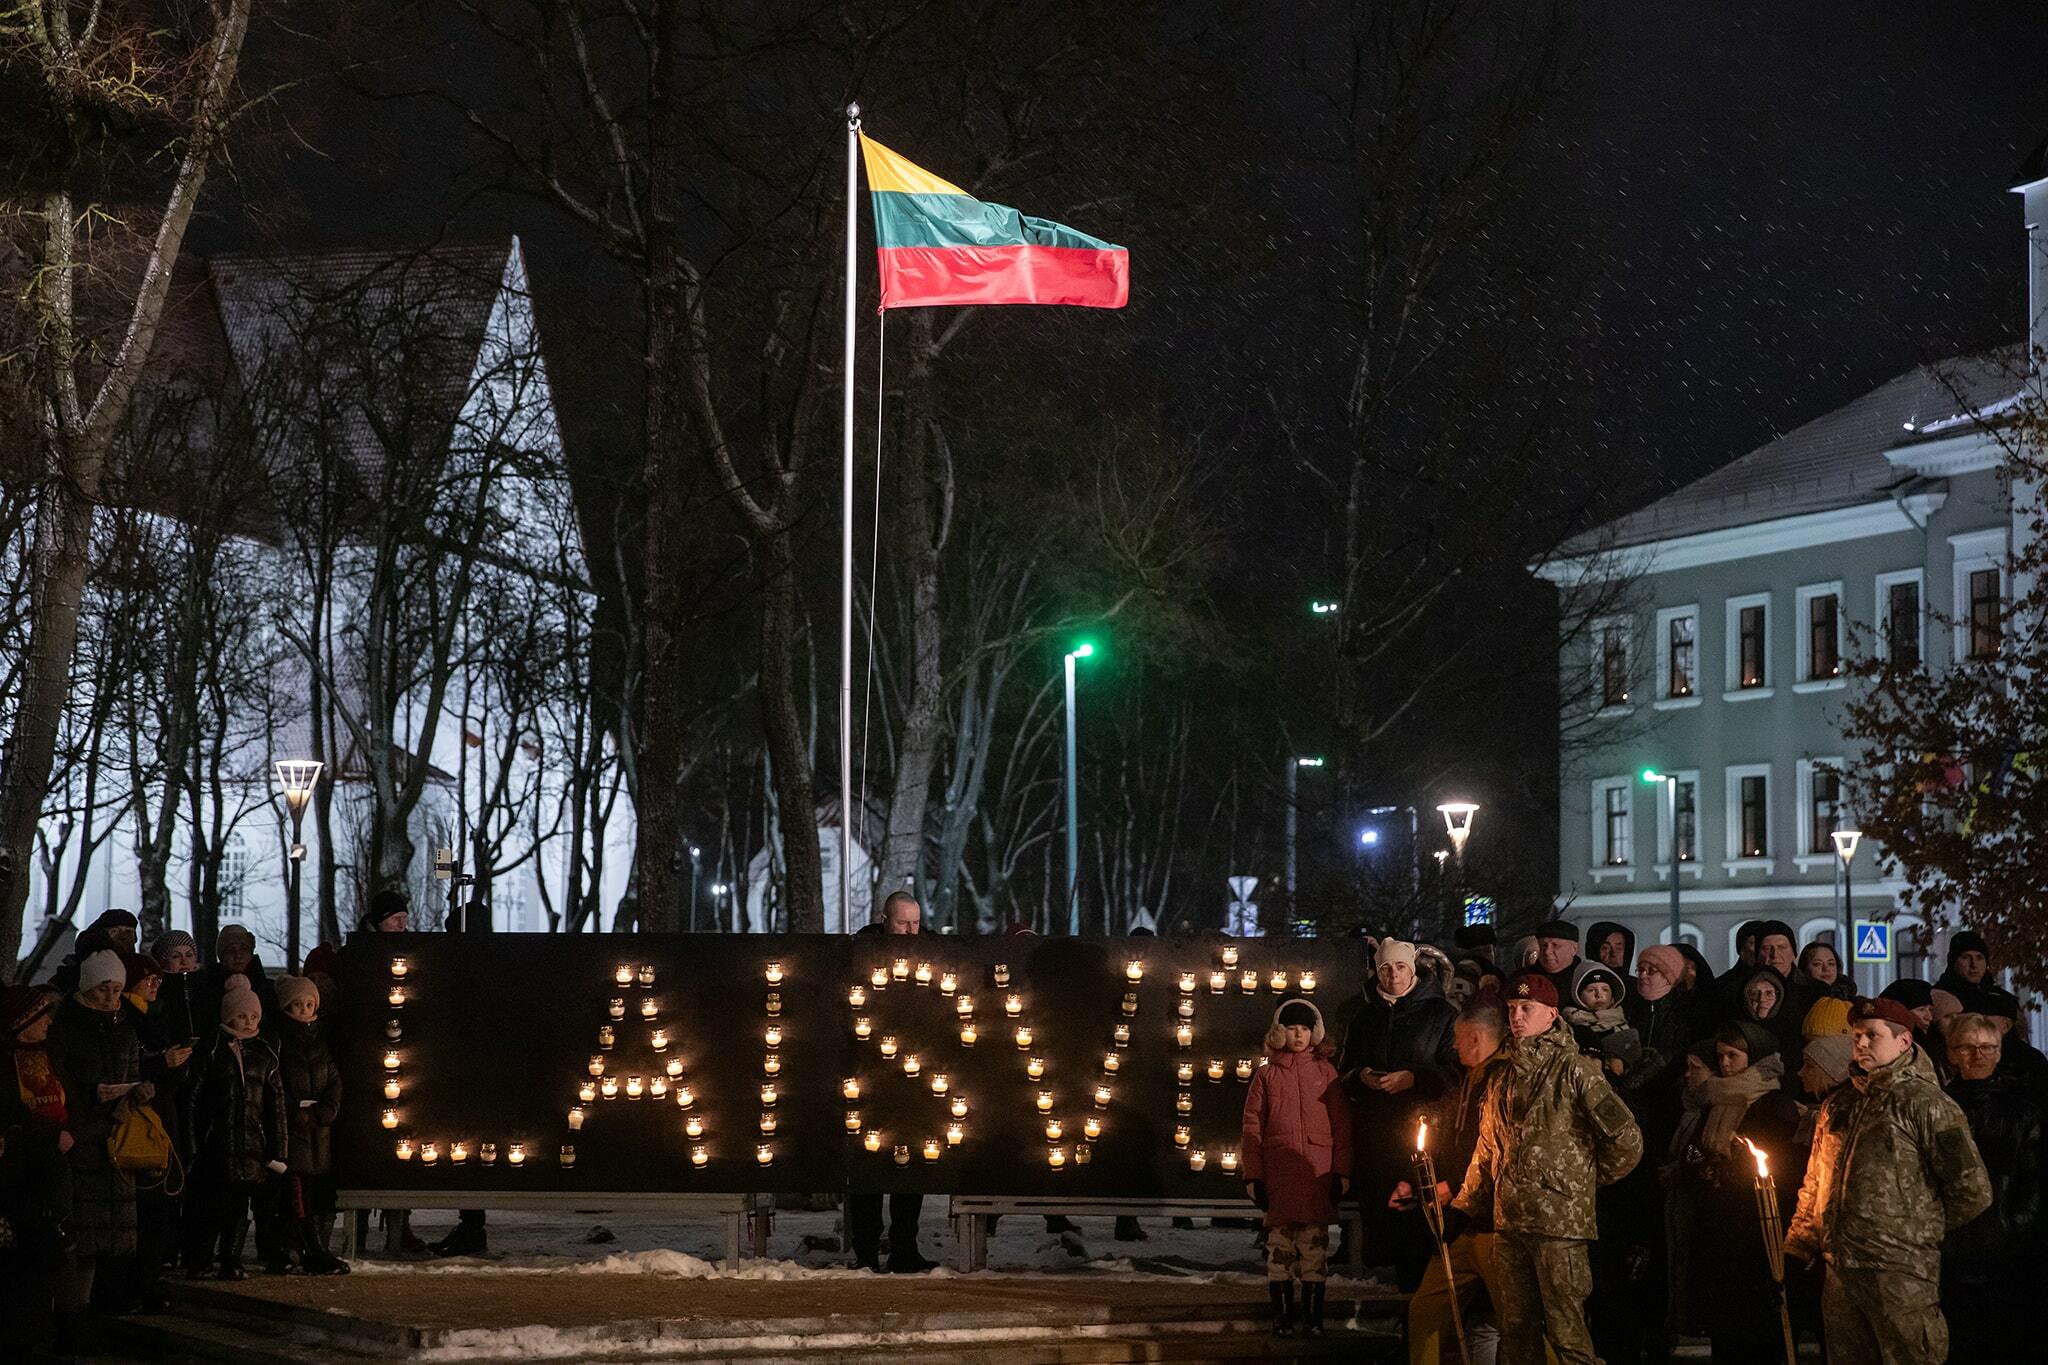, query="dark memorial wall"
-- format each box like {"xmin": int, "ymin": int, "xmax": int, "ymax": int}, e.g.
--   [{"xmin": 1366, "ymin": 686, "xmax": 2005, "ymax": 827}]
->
[{"xmin": 335, "ymin": 934, "xmax": 1369, "ymax": 1196}]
